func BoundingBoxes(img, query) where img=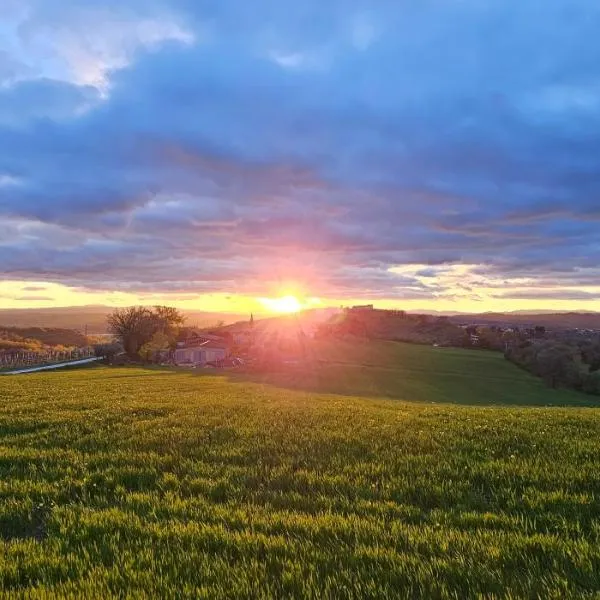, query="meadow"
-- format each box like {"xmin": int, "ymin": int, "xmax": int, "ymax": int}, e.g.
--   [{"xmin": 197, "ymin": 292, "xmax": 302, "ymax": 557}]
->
[{"xmin": 0, "ymin": 341, "xmax": 599, "ymax": 598}]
